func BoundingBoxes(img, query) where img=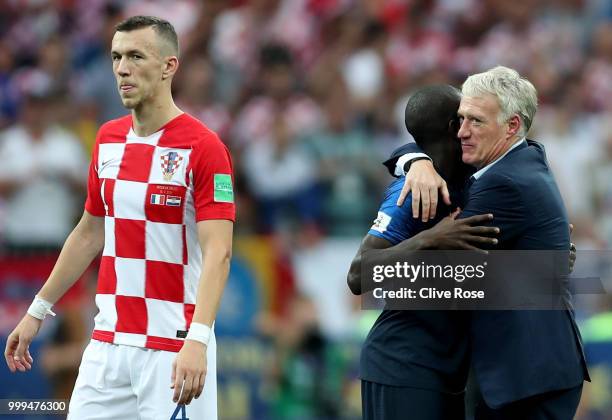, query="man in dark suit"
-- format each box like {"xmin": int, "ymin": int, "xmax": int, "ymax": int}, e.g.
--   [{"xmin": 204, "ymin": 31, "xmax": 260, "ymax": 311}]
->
[
  {"xmin": 388, "ymin": 66, "xmax": 589, "ymax": 420},
  {"xmin": 347, "ymin": 85, "xmax": 500, "ymax": 420}
]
